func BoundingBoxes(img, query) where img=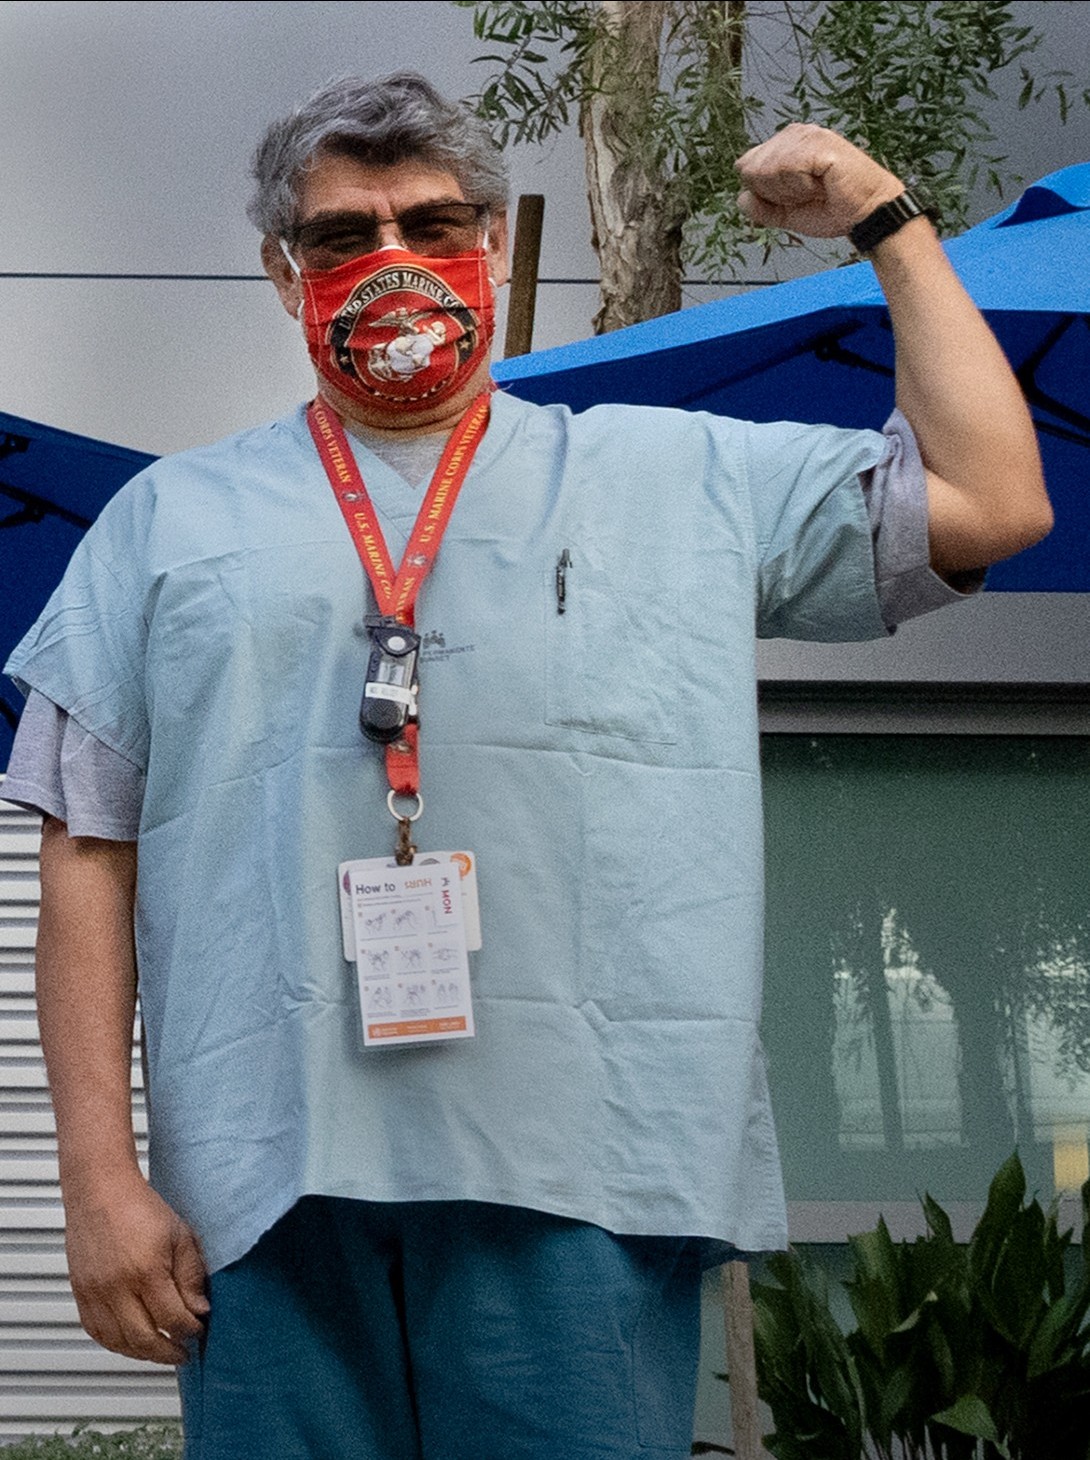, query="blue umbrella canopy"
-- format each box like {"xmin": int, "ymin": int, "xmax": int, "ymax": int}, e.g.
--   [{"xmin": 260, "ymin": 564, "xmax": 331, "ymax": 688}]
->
[
  {"xmin": 495, "ymin": 164, "xmax": 1090, "ymax": 593},
  {"xmin": 1, "ymin": 412, "xmax": 155, "ymax": 766}
]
